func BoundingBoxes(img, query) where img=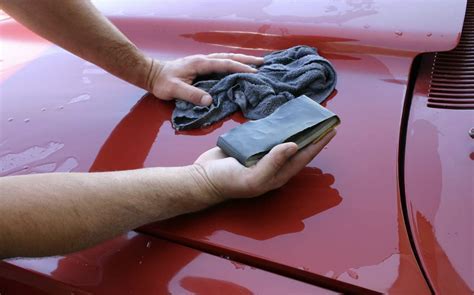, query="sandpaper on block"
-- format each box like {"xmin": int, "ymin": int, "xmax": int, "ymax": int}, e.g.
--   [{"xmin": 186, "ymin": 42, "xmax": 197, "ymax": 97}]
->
[{"xmin": 217, "ymin": 95, "xmax": 340, "ymax": 167}]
